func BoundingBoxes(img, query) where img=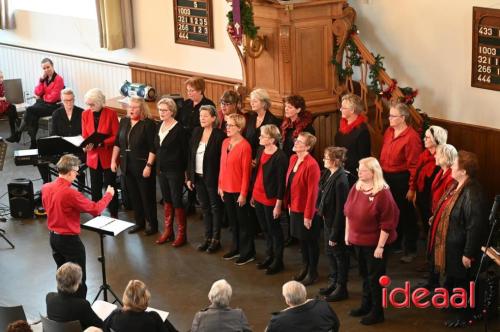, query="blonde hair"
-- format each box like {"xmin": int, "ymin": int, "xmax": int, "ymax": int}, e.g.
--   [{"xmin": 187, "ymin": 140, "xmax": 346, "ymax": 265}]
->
[
  {"xmin": 157, "ymin": 97, "xmax": 178, "ymax": 117},
  {"xmin": 129, "ymin": 96, "xmax": 151, "ymax": 119},
  {"xmin": 260, "ymin": 124, "xmax": 281, "ymax": 145},
  {"xmin": 250, "ymin": 88, "xmax": 271, "ymax": 111},
  {"xmin": 227, "ymin": 113, "xmax": 246, "ymax": 130},
  {"xmin": 56, "ymin": 262, "xmax": 82, "ymax": 293},
  {"xmin": 298, "ymin": 132, "xmax": 317, "ymax": 150},
  {"xmin": 122, "ymin": 280, "xmax": 150, "ymax": 312},
  {"xmin": 356, "ymin": 157, "xmax": 388, "ymax": 195},
  {"xmin": 341, "ymin": 93, "xmax": 364, "ymax": 115}
]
